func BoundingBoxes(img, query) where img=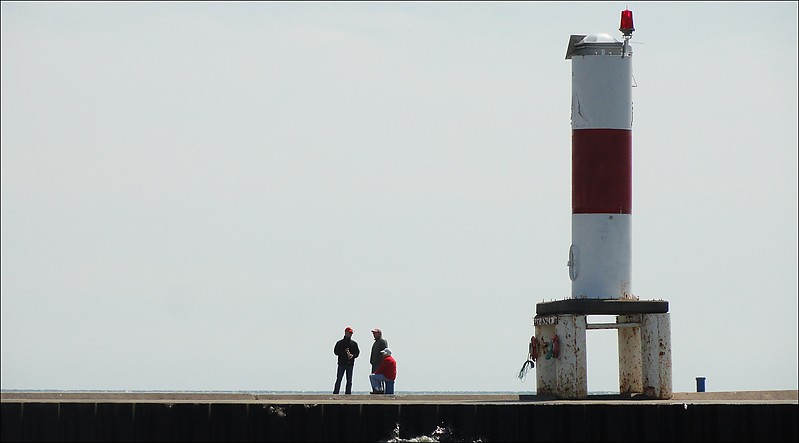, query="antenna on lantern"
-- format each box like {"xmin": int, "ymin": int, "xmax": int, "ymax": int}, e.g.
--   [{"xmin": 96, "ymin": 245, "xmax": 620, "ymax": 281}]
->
[{"xmin": 619, "ymin": 8, "xmax": 634, "ymax": 57}]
